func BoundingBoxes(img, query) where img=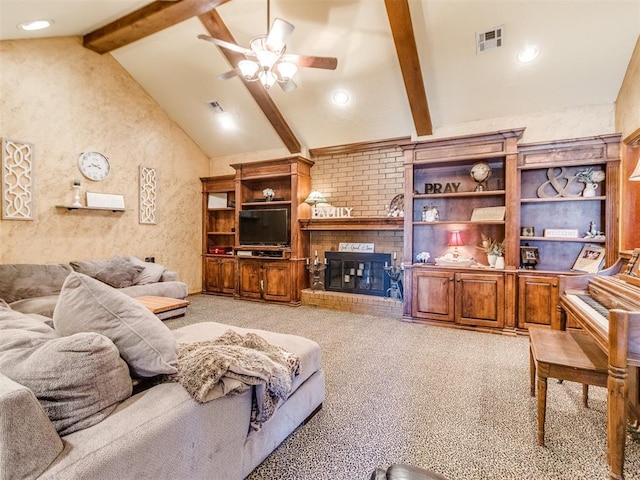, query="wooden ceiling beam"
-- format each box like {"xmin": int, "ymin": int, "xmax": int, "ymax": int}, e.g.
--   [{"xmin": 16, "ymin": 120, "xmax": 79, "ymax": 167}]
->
[
  {"xmin": 198, "ymin": 10, "xmax": 302, "ymax": 154},
  {"xmin": 84, "ymin": 0, "xmax": 233, "ymax": 54},
  {"xmin": 384, "ymin": 0, "xmax": 433, "ymax": 136}
]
